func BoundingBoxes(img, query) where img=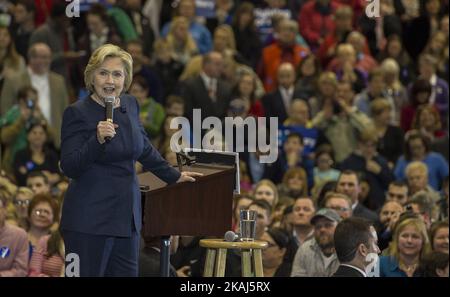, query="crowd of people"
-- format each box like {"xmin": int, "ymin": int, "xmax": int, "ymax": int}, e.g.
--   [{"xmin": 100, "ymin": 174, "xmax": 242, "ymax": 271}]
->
[{"xmin": 0, "ymin": 0, "xmax": 449, "ymax": 277}]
